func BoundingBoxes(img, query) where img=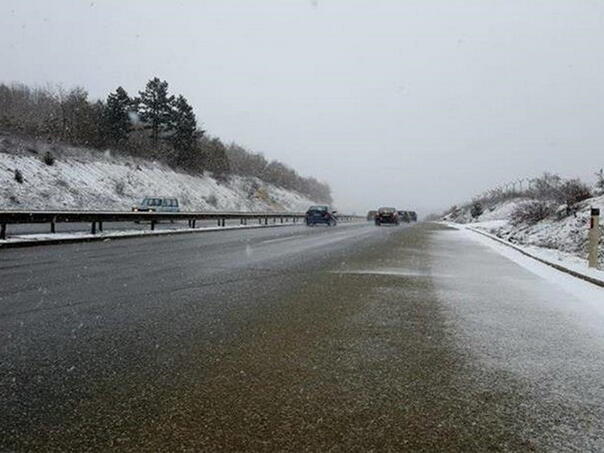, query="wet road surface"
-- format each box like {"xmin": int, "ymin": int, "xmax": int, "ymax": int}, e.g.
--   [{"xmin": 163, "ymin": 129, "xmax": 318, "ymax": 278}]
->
[{"xmin": 1, "ymin": 223, "xmax": 603, "ymax": 451}]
